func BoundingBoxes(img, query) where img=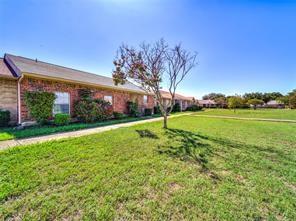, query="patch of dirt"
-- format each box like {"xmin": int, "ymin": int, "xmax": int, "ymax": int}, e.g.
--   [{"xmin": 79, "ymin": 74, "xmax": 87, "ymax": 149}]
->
[
  {"xmin": 284, "ymin": 181, "xmax": 296, "ymax": 192},
  {"xmin": 168, "ymin": 182, "xmax": 183, "ymax": 193}
]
